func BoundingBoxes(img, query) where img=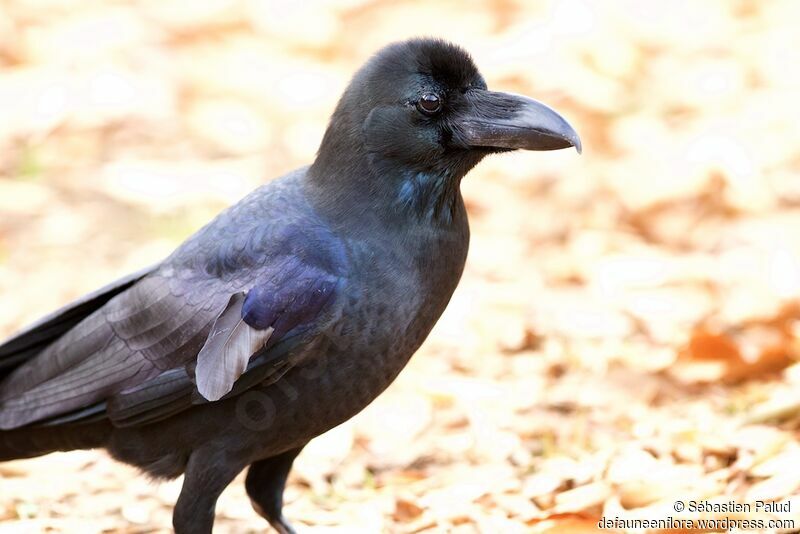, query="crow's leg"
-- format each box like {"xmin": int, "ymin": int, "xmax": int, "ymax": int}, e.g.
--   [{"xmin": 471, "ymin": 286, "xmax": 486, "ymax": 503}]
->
[
  {"xmin": 173, "ymin": 448, "xmax": 245, "ymax": 534},
  {"xmin": 245, "ymin": 446, "xmax": 305, "ymax": 534}
]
